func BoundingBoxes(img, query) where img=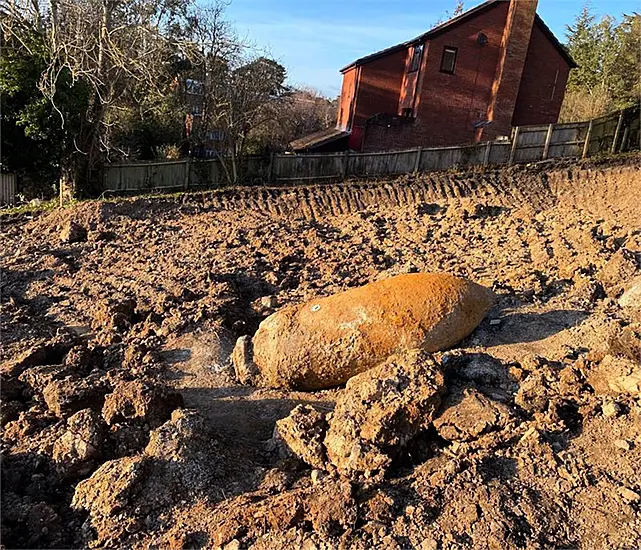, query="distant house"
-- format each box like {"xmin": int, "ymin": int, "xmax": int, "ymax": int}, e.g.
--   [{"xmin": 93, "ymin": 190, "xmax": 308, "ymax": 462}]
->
[{"xmin": 293, "ymin": 0, "xmax": 576, "ymax": 153}]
